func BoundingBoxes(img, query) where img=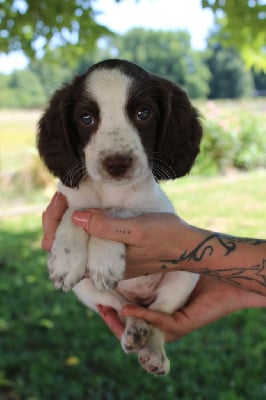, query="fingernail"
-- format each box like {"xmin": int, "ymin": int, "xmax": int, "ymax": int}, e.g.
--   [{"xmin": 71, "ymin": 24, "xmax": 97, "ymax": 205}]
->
[{"xmin": 72, "ymin": 211, "xmax": 91, "ymax": 229}]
